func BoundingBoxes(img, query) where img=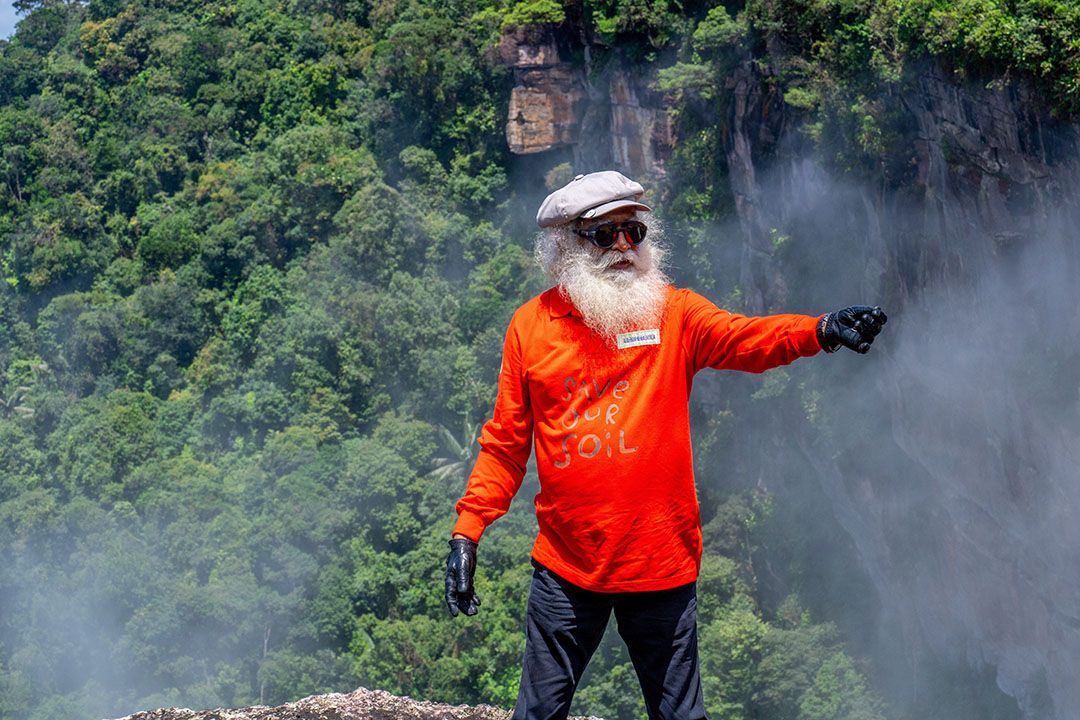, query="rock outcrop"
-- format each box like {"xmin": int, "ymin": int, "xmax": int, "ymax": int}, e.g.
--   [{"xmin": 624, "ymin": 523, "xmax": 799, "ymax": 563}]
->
[
  {"xmin": 729, "ymin": 64, "xmax": 1080, "ymax": 719},
  {"xmin": 501, "ymin": 25, "xmax": 587, "ymax": 155},
  {"xmin": 500, "ymin": 25, "xmax": 671, "ymax": 179},
  {"xmin": 606, "ymin": 69, "xmax": 673, "ymax": 181},
  {"xmin": 721, "ymin": 60, "xmax": 790, "ymax": 314},
  {"xmin": 112, "ymin": 687, "xmax": 601, "ymax": 720},
  {"xmin": 505, "ymin": 65, "xmax": 587, "ymax": 154}
]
